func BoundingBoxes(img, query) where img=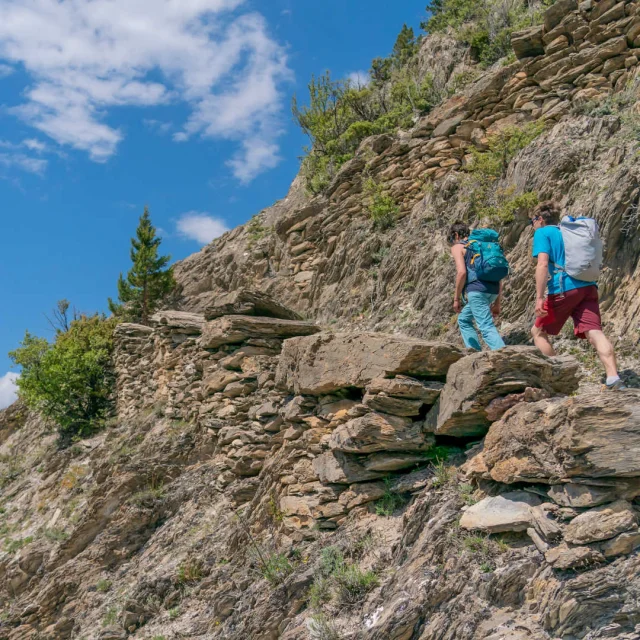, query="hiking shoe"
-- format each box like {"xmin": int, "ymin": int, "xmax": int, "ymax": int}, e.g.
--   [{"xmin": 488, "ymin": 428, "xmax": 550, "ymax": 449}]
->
[{"xmin": 605, "ymin": 379, "xmax": 628, "ymax": 391}]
